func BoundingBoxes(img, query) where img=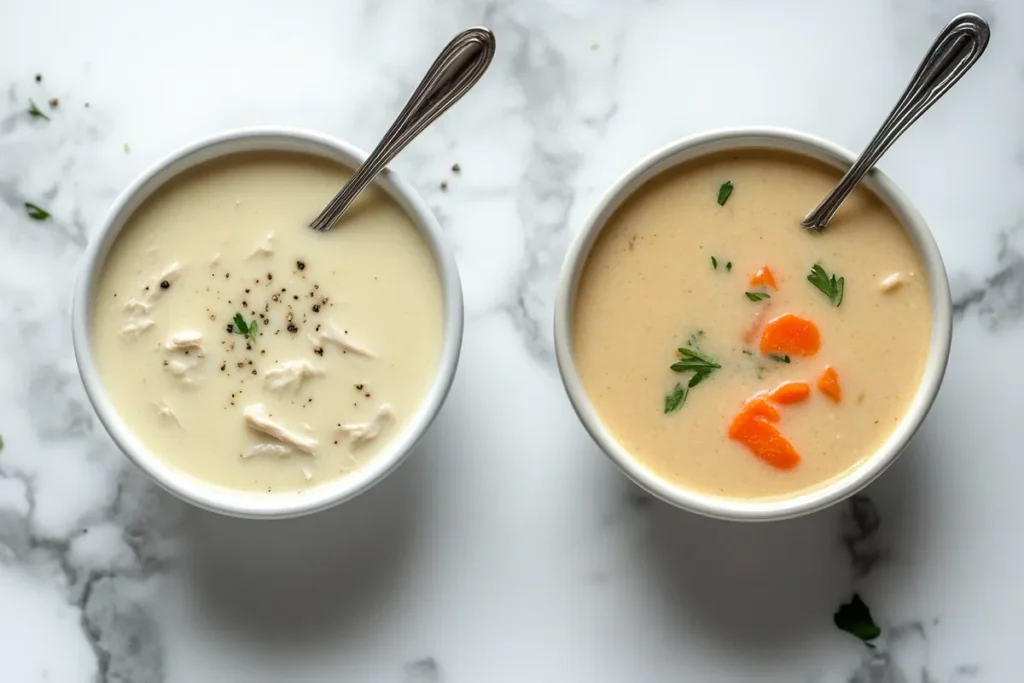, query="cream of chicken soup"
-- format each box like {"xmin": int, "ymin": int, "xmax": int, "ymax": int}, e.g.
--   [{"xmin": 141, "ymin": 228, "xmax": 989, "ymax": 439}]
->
[
  {"xmin": 572, "ymin": 150, "xmax": 931, "ymax": 500},
  {"xmin": 91, "ymin": 152, "xmax": 444, "ymax": 492}
]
